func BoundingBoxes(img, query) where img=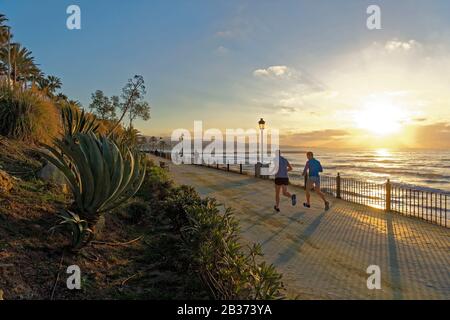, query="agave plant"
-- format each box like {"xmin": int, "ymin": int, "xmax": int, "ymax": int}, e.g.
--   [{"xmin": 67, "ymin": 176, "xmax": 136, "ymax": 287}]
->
[
  {"xmin": 41, "ymin": 131, "xmax": 146, "ymax": 249},
  {"xmin": 61, "ymin": 103, "xmax": 99, "ymax": 137},
  {"xmin": 51, "ymin": 211, "xmax": 93, "ymax": 250}
]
